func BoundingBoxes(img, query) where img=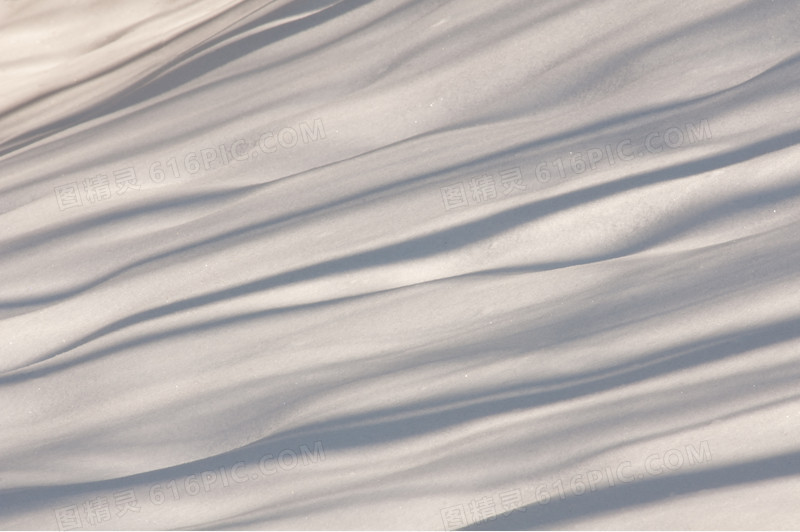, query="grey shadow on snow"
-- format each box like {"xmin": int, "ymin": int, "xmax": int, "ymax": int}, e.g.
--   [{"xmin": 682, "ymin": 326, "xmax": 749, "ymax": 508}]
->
[
  {"xmin": 0, "ymin": 0, "xmax": 366, "ymax": 158},
  {"xmin": 461, "ymin": 449, "xmax": 800, "ymax": 530},
  {"xmin": 1, "ymin": 292, "xmax": 799, "ymax": 525},
  {"xmin": 1, "ymin": 3, "xmax": 800, "ymax": 531},
  {"xmin": 4, "ymin": 46, "xmax": 799, "ymax": 310},
  {"xmin": 2, "ymin": 123, "xmax": 798, "ymax": 378}
]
